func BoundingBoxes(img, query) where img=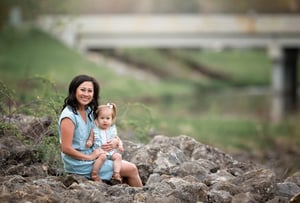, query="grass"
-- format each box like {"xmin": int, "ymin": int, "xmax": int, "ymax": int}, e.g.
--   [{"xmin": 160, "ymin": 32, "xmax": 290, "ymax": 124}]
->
[
  {"xmin": 173, "ymin": 48, "xmax": 272, "ymax": 85},
  {"xmin": 0, "ymin": 27, "xmax": 196, "ymax": 101},
  {"xmin": 1, "ymin": 26, "xmax": 299, "ymax": 155},
  {"xmin": 196, "ymin": 49, "xmax": 272, "ymax": 85}
]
